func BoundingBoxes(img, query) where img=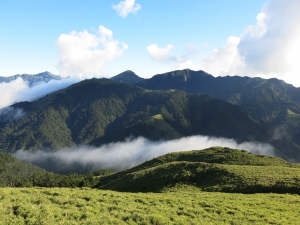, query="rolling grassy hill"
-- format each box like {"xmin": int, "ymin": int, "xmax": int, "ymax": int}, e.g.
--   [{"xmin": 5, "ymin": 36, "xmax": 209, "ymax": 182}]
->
[{"xmin": 96, "ymin": 147, "xmax": 300, "ymax": 194}]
